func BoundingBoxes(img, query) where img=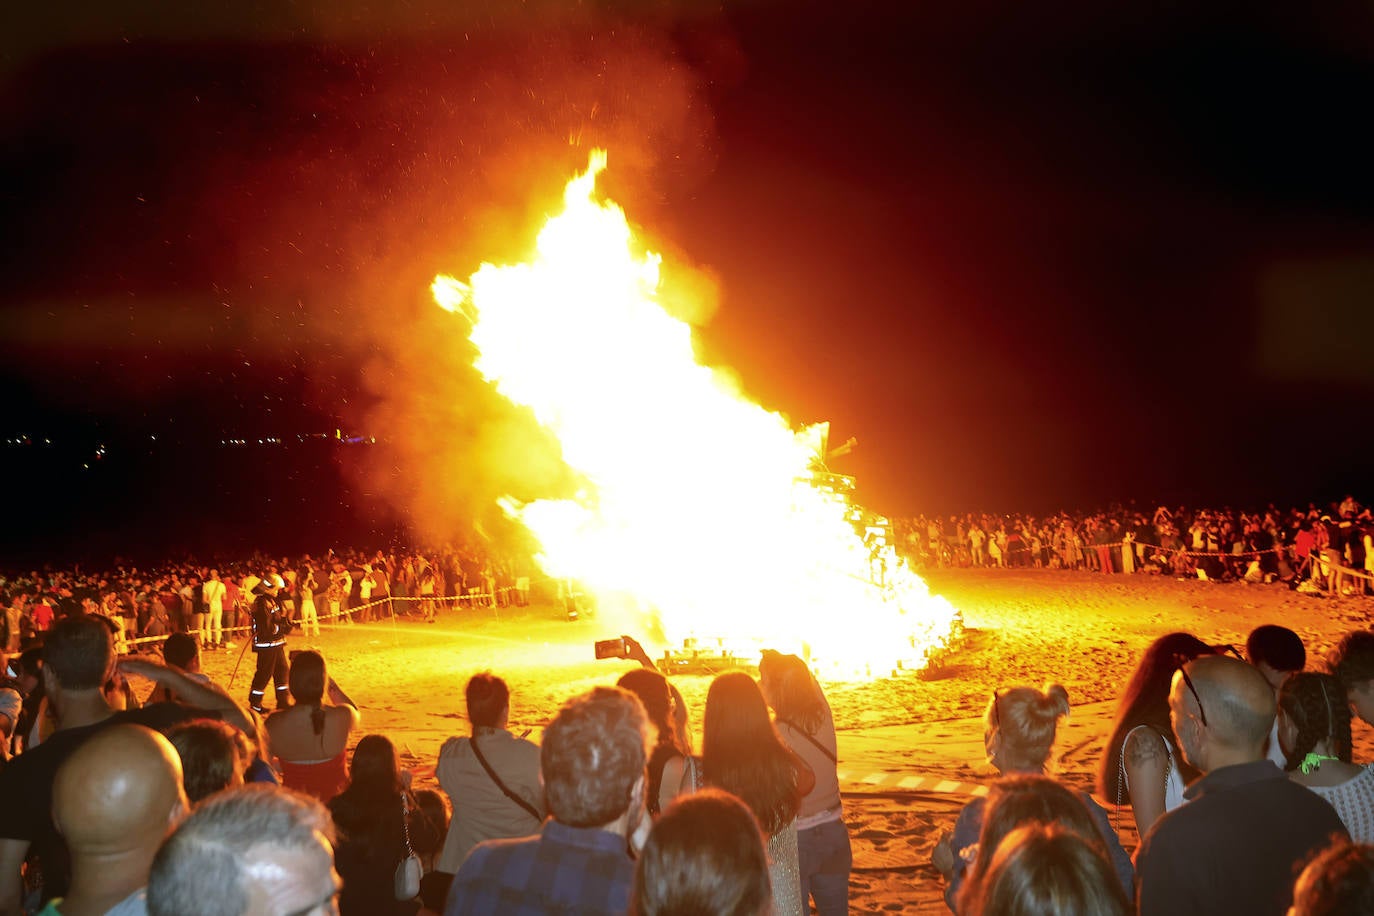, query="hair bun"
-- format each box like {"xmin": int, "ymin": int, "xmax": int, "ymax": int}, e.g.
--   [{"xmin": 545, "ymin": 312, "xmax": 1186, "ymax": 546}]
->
[{"xmin": 1043, "ymin": 683, "xmax": 1071, "ymax": 718}]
